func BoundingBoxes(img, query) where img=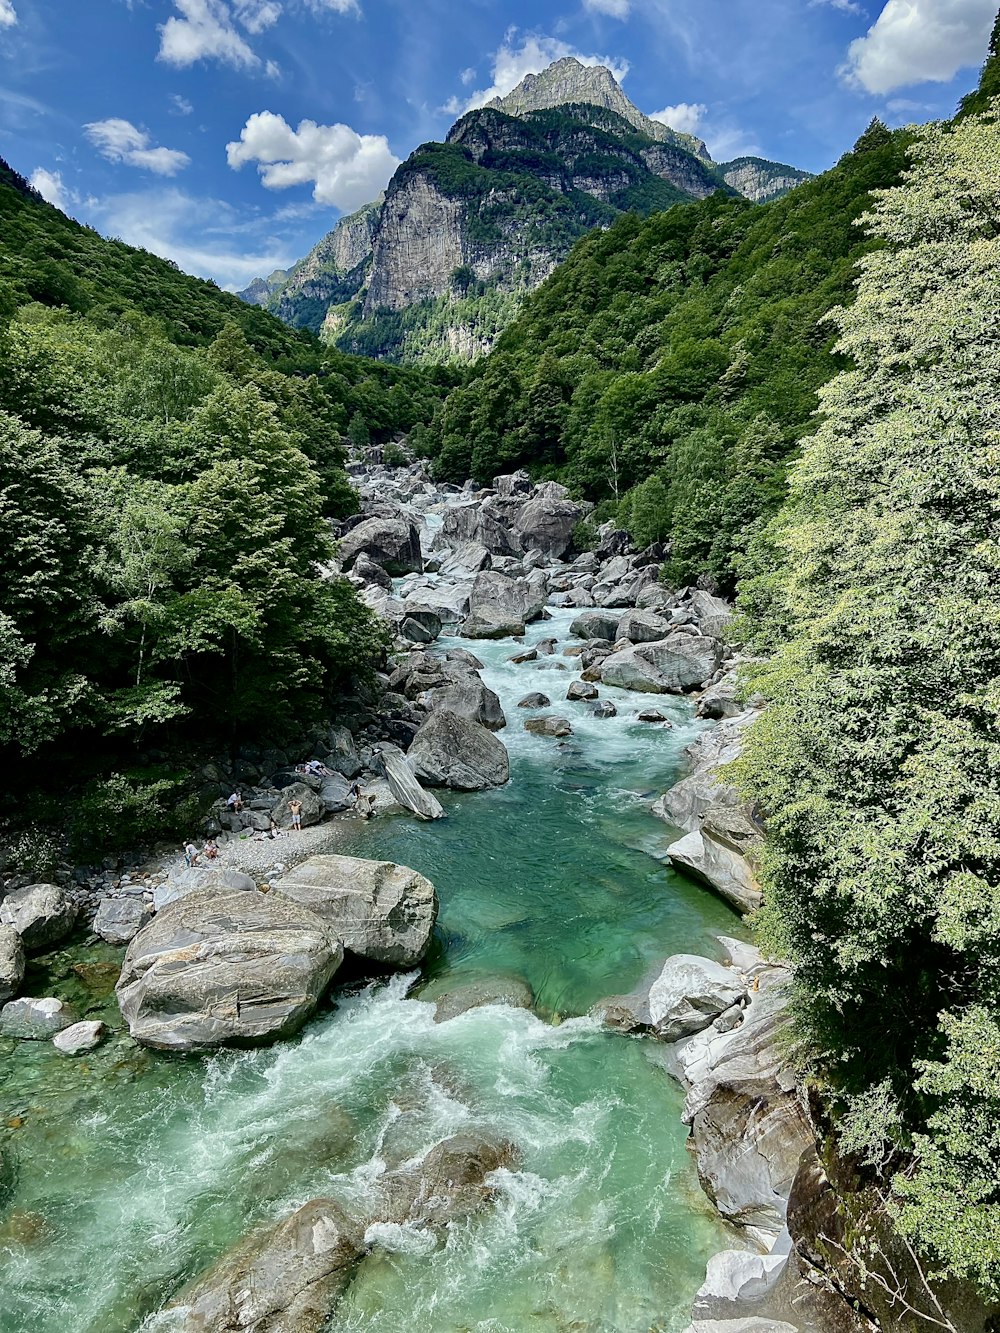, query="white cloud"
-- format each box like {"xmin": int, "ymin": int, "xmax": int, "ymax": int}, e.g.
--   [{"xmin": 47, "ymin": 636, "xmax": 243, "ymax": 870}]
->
[
  {"xmin": 459, "ymin": 30, "xmax": 630, "ymax": 113},
  {"xmin": 226, "ymin": 111, "xmax": 399, "ymax": 211},
  {"xmin": 233, "ymin": 0, "xmax": 282, "ymax": 32},
  {"xmin": 84, "ymin": 118, "xmax": 191, "ymax": 176},
  {"xmin": 650, "ymin": 101, "xmax": 707, "ymax": 135},
  {"xmin": 85, "ymin": 186, "xmax": 297, "ymax": 290},
  {"xmin": 158, "ymin": 0, "xmax": 259, "ymax": 69},
  {"xmin": 170, "ymin": 94, "xmax": 195, "ymax": 115},
  {"xmin": 583, "ymin": 0, "xmax": 631, "ymax": 18},
  {"xmin": 460, "ymin": 66, "xmax": 477, "ymax": 86},
  {"xmin": 840, "ymin": 0, "xmax": 996, "ymax": 94},
  {"xmin": 811, "ymin": 0, "xmax": 863, "ymax": 14},
  {"xmin": 703, "ymin": 124, "xmax": 762, "ymax": 161},
  {"xmin": 304, "ymin": 0, "xmax": 360, "ymax": 13},
  {"xmin": 30, "ymin": 168, "xmax": 70, "ymax": 210},
  {"xmin": 0, "ymin": 0, "xmax": 16, "ymax": 28}
]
